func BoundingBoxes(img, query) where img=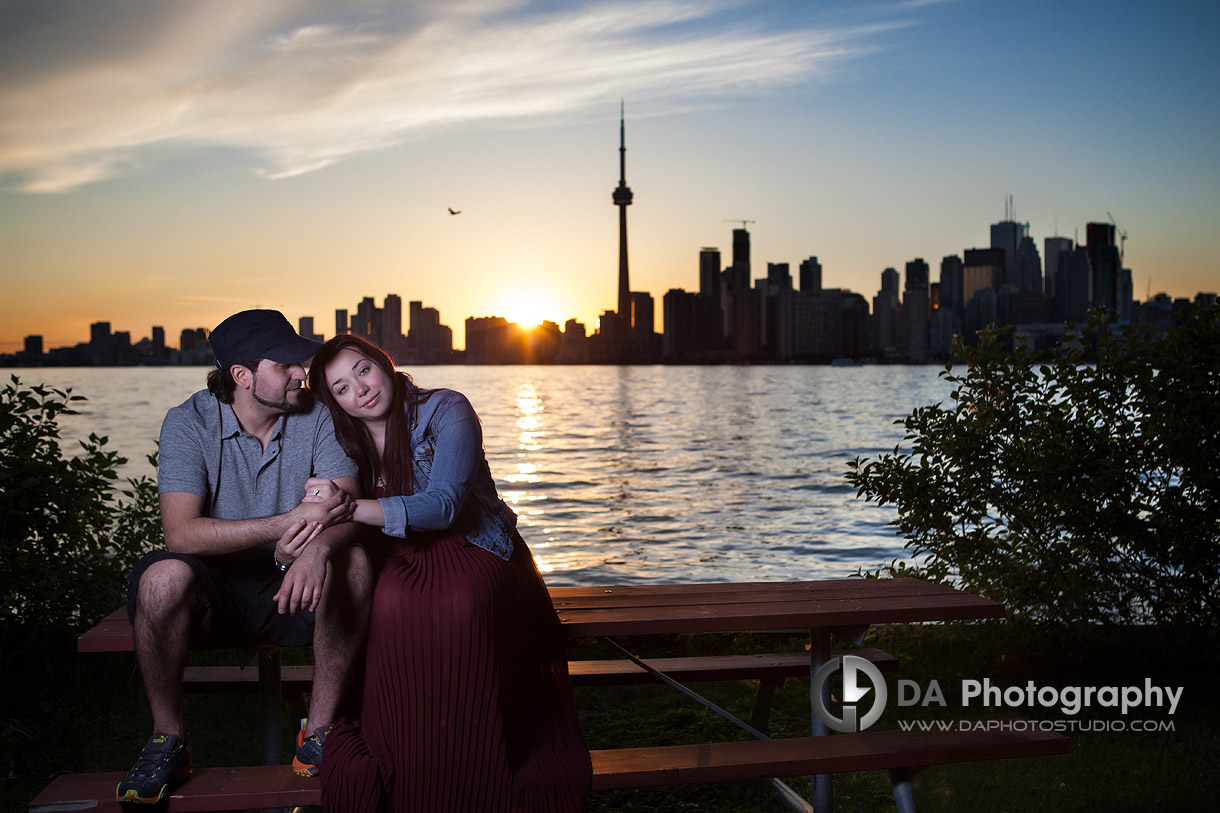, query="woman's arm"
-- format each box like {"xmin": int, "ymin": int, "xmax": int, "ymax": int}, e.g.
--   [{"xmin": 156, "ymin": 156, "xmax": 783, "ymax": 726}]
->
[
  {"xmin": 304, "ymin": 478, "xmax": 384, "ymax": 528},
  {"xmin": 384, "ymin": 394, "xmax": 484, "ymax": 535},
  {"xmin": 352, "ymin": 498, "xmax": 385, "ymax": 527},
  {"xmin": 304, "ymin": 393, "xmax": 484, "ymax": 535}
]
